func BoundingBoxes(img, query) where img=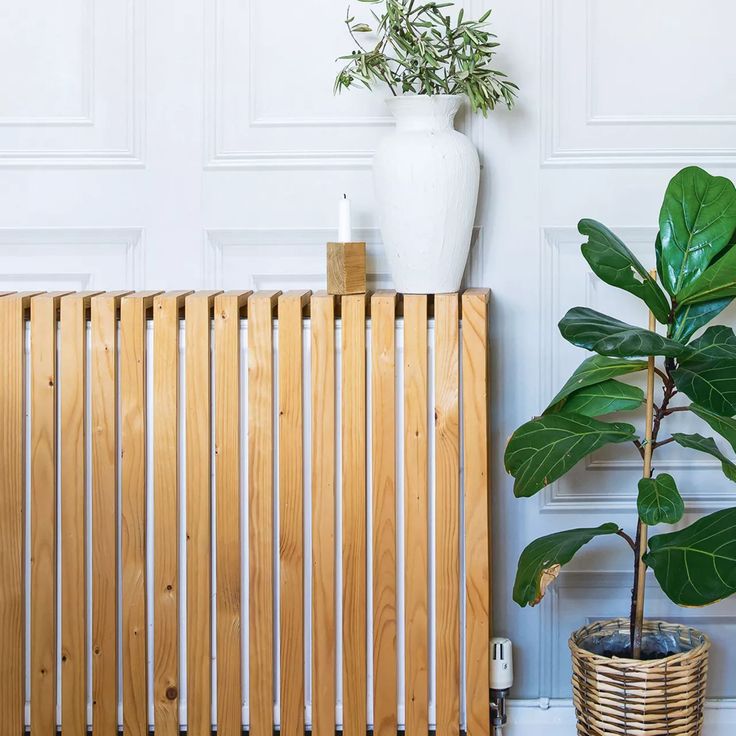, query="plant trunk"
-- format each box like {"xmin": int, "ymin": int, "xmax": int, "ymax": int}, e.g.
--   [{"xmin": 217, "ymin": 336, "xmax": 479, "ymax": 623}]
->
[{"xmin": 630, "ymin": 280, "xmax": 658, "ymax": 658}]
